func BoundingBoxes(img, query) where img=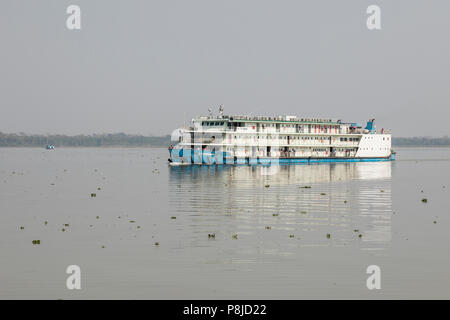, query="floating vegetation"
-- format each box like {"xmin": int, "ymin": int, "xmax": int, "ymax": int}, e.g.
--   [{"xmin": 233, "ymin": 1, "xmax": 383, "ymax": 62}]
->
[
  {"xmin": 44, "ymin": 221, "xmax": 48, "ymax": 225},
  {"xmin": 96, "ymin": 216, "xmax": 100, "ymax": 219},
  {"xmin": 344, "ymin": 200, "xmax": 348, "ymax": 204},
  {"xmin": 354, "ymin": 229, "xmax": 359, "ymax": 233},
  {"xmin": 19, "ymin": 226, "xmax": 24, "ymax": 230},
  {"xmin": 32, "ymin": 240, "xmax": 41, "ymax": 245},
  {"xmin": 97, "ymin": 187, "xmax": 101, "ymax": 191},
  {"xmin": 232, "ymin": 234, "xmax": 238, "ymax": 240},
  {"xmin": 62, "ymin": 228, "xmax": 65, "ymax": 232},
  {"xmin": 272, "ymin": 213, "xmax": 279, "ymax": 217},
  {"xmin": 300, "ymin": 186, "xmax": 312, "ymax": 189},
  {"xmin": 320, "ymin": 193, "xmax": 326, "ymax": 196},
  {"xmin": 64, "ymin": 224, "xmax": 69, "ymax": 227},
  {"xmin": 300, "ymin": 211, "xmax": 307, "ymax": 214},
  {"xmin": 380, "ymin": 190, "xmax": 384, "ymax": 192},
  {"xmin": 101, "ymin": 245, "xmax": 105, "ymax": 248},
  {"xmin": 90, "ymin": 193, "xmax": 96, "ymax": 198},
  {"xmin": 358, "ymin": 234, "xmax": 363, "ymax": 238},
  {"xmin": 433, "ymin": 221, "xmax": 437, "ymax": 224},
  {"xmin": 289, "ymin": 234, "xmax": 295, "ymax": 238},
  {"xmin": 137, "ymin": 226, "xmax": 141, "ymax": 229},
  {"xmin": 155, "ymin": 242, "xmax": 159, "ymax": 246},
  {"xmin": 129, "ymin": 220, "xmax": 135, "ymax": 223},
  {"xmin": 265, "ymin": 184, "xmax": 270, "ymax": 188},
  {"xmin": 170, "ymin": 216, "xmax": 177, "ymax": 220},
  {"xmin": 422, "ymin": 198, "xmax": 428, "ymax": 203},
  {"xmin": 208, "ymin": 233, "xmax": 216, "ymax": 239},
  {"xmin": 326, "ymin": 233, "xmax": 331, "ymax": 239},
  {"xmin": 265, "ymin": 226, "xmax": 271, "ymax": 230}
]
